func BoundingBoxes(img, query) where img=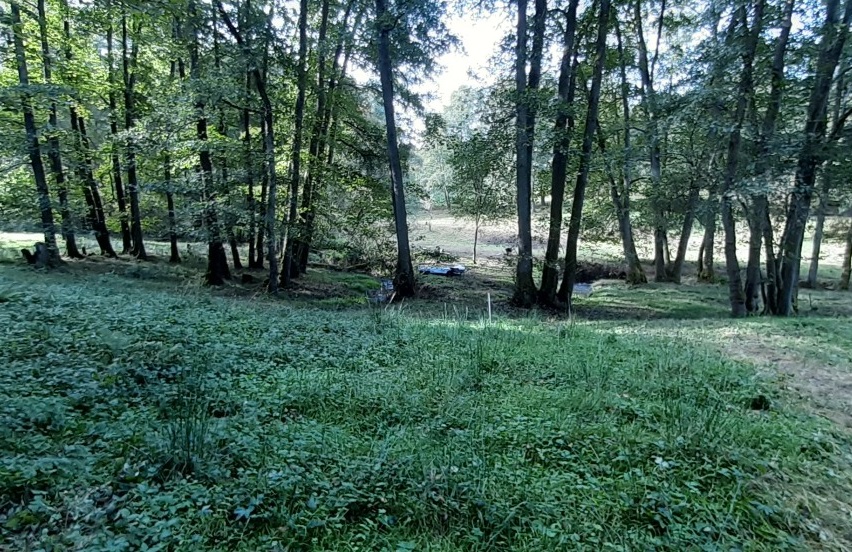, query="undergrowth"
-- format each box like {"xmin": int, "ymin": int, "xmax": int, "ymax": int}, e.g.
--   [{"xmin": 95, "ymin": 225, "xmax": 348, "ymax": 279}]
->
[{"xmin": 1, "ymin": 267, "xmax": 850, "ymax": 550}]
